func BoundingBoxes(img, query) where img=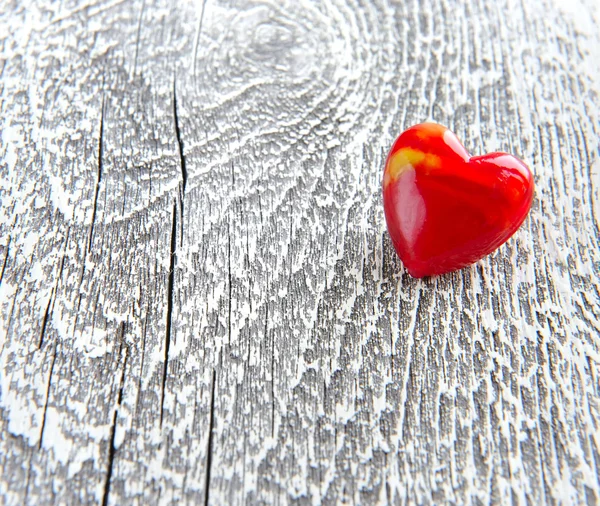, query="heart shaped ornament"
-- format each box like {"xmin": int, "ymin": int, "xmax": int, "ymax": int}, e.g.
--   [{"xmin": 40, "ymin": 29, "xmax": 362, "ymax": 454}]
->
[{"xmin": 382, "ymin": 123, "xmax": 534, "ymax": 278}]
